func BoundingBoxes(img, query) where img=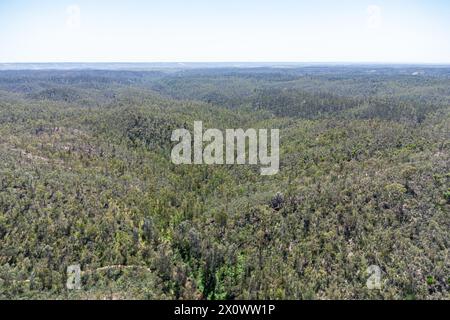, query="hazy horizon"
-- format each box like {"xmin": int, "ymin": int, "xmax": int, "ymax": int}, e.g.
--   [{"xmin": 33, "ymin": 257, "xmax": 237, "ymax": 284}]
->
[{"xmin": 1, "ymin": 62, "xmax": 450, "ymax": 71}]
